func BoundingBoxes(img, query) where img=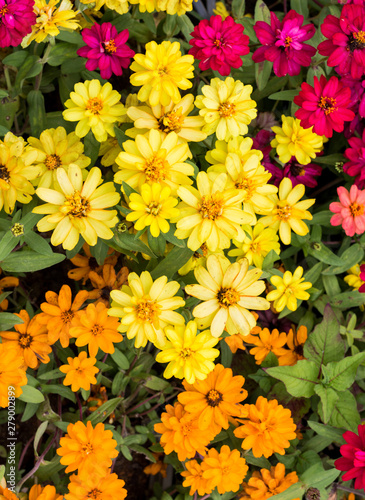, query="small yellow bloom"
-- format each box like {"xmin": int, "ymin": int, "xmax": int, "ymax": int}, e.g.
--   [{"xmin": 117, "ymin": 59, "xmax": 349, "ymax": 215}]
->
[
  {"xmin": 128, "ymin": 0, "xmax": 158, "ymax": 12},
  {"xmin": 213, "ymin": 1, "xmax": 230, "ymax": 18},
  {"xmin": 344, "ymin": 262, "xmax": 365, "ymax": 290},
  {"xmin": 104, "ymin": 0, "xmax": 129, "ymax": 14},
  {"xmin": 271, "ymin": 116, "xmax": 323, "ymax": 165},
  {"xmin": 63, "ymin": 80, "xmax": 126, "ymax": 143},
  {"xmin": 156, "ymin": 0, "xmax": 197, "ymax": 16},
  {"xmin": 60, "ymin": 351, "xmax": 99, "ymax": 392},
  {"xmin": 259, "ymin": 178, "xmax": 315, "ymax": 245},
  {"xmin": 130, "ymin": 41, "xmax": 195, "ymax": 106},
  {"xmin": 155, "ymin": 320, "xmax": 220, "ymax": 383},
  {"xmin": 195, "ymin": 77, "xmax": 257, "ymax": 141},
  {"xmin": 206, "ymin": 136, "xmax": 263, "ymax": 170},
  {"xmin": 266, "ymin": 267, "xmax": 312, "ymax": 312},
  {"xmin": 229, "ymin": 223, "xmax": 280, "ymax": 268},
  {"xmin": 126, "ymin": 183, "xmax": 179, "ymax": 237}
]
